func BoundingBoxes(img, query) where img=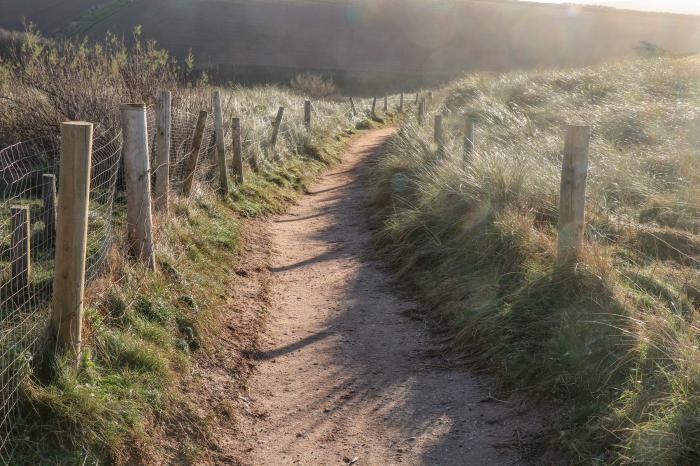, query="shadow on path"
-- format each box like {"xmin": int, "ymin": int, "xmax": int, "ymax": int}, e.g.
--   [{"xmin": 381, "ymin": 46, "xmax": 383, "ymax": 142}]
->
[{"xmin": 246, "ymin": 127, "xmax": 544, "ymax": 465}]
